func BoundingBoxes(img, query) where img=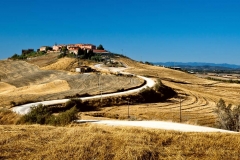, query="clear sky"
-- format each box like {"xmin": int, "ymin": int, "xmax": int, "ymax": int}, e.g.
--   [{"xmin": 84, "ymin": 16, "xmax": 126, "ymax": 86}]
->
[{"xmin": 0, "ymin": 0, "xmax": 240, "ymax": 64}]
